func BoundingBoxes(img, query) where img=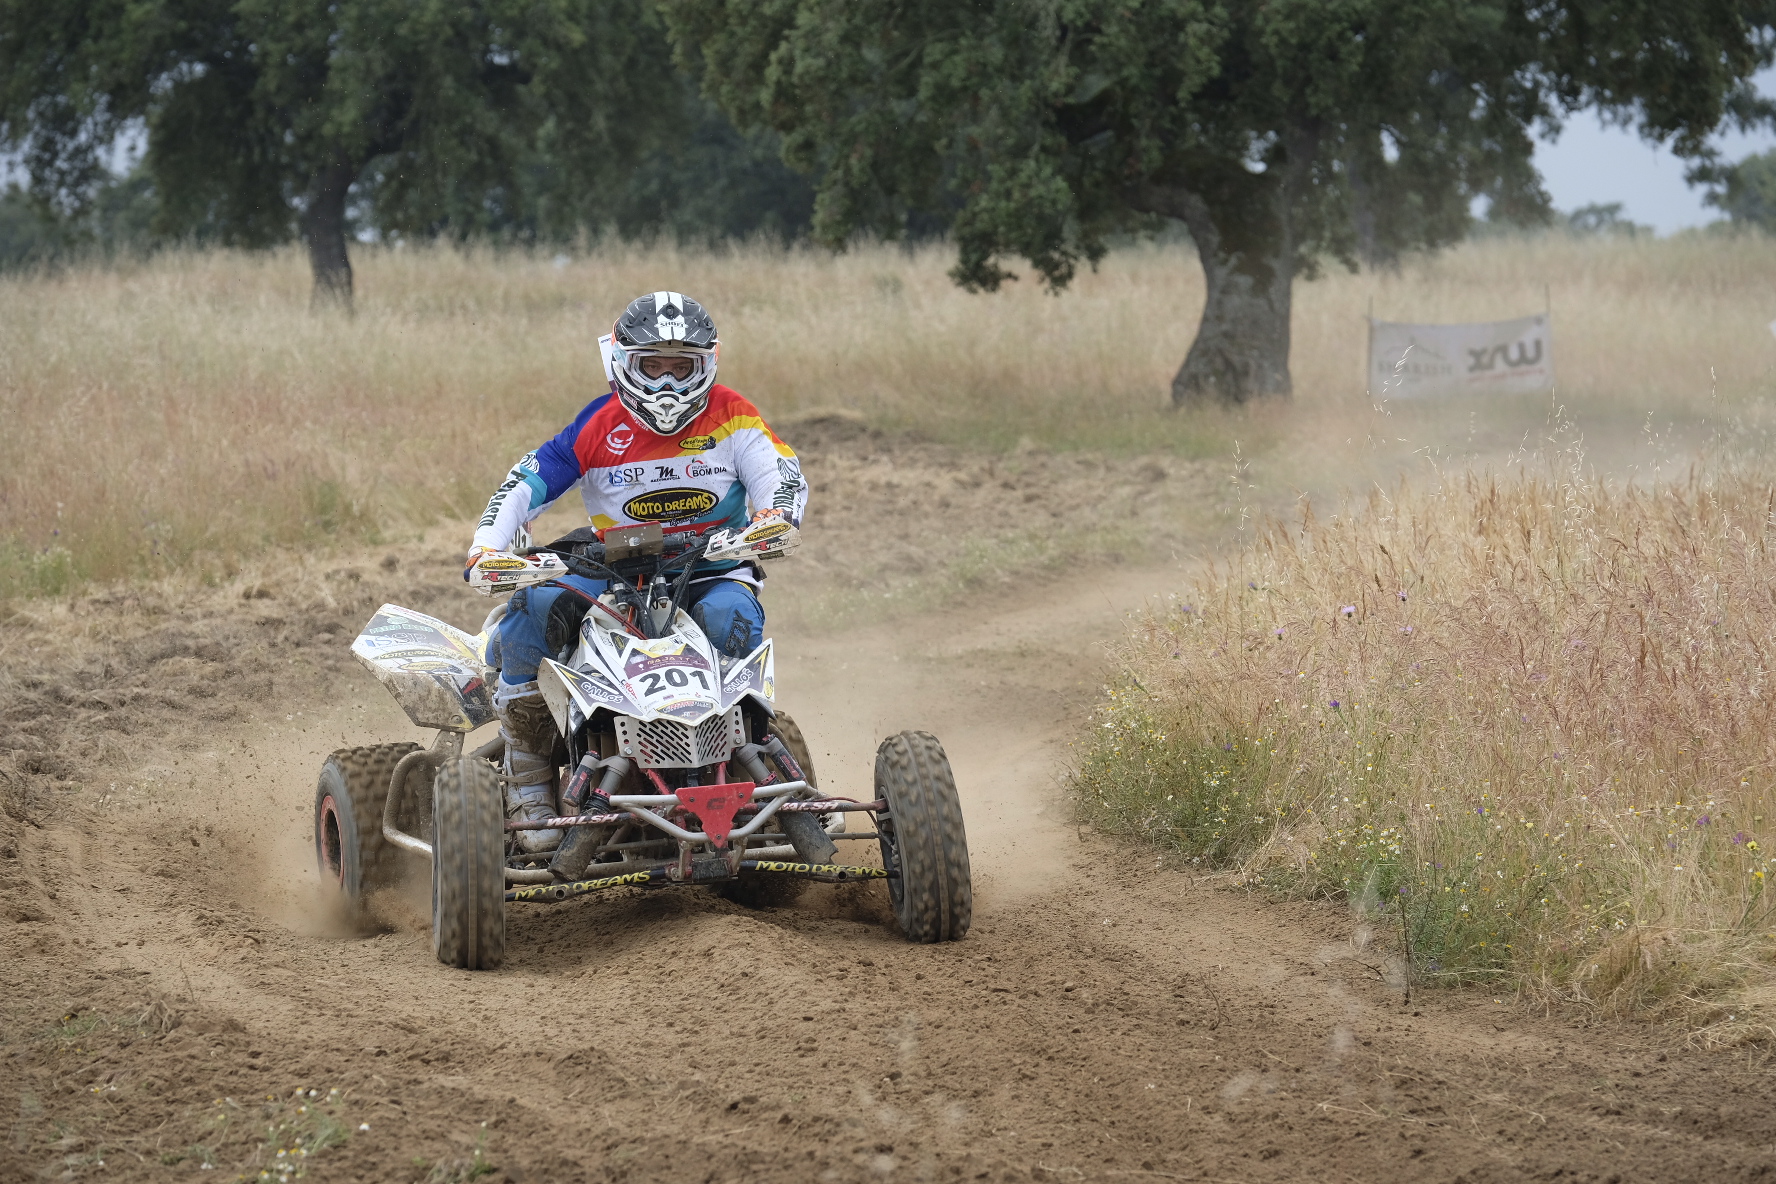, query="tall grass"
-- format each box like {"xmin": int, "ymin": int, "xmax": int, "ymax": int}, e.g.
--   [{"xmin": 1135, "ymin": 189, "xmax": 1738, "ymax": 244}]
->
[
  {"xmin": 0, "ymin": 240, "xmax": 1247, "ymax": 596},
  {"xmin": 4, "ymin": 232, "xmax": 1776, "ymax": 596},
  {"xmin": 1077, "ymin": 454, "xmax": 1776, "ymax": 1038}
]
